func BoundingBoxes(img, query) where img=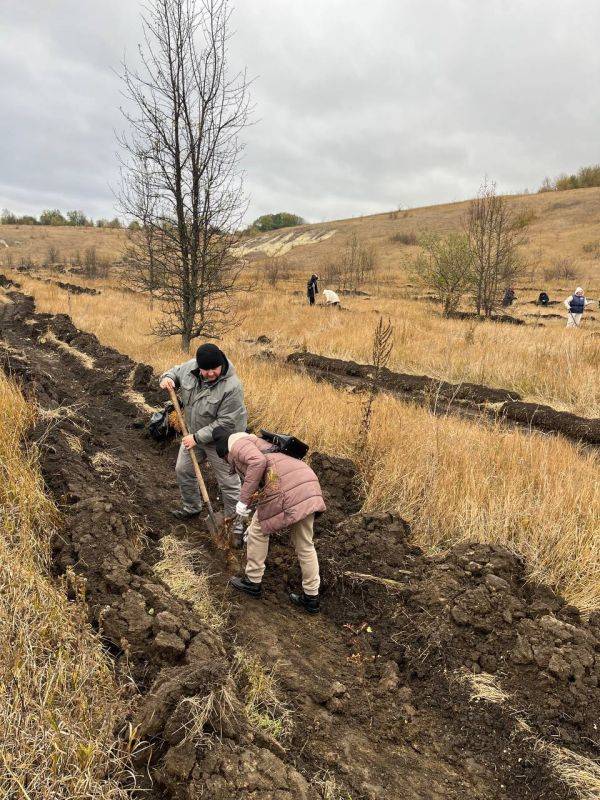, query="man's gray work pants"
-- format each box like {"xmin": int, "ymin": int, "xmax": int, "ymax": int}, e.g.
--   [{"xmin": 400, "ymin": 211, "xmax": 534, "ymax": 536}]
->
[{"xmin": 175, "ymin": 443, "xmax": 241, "ymax": 517}]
